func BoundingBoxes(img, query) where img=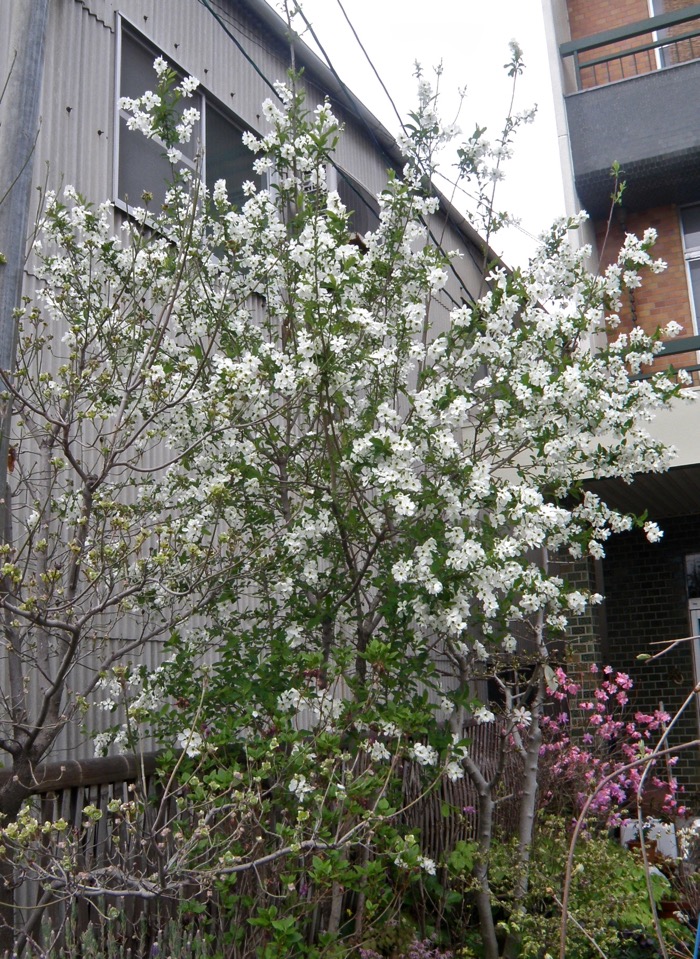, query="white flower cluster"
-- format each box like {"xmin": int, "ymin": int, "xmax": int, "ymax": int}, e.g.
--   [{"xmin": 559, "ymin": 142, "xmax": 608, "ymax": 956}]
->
[
  {"xmin": 177, "ymin": 728, "xmax": 204, "ymax": 758},
  {"xmin": 410, "ymin": 743, "xmax": 439, "ymax": 766},
  {"xmin": 288, "ymin": 774, "xmax": 314, "ymax": 800},
  {"xmin": 119, "ymin": 59, "xmax": 199, "ymax": 146},
  {"xmin": 20, "ymin": 57, "xmax": 691, "ymax": 825},
  {"xmin": 276, "ymin": 686, "xmax": 344, "ymax": 732}
]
